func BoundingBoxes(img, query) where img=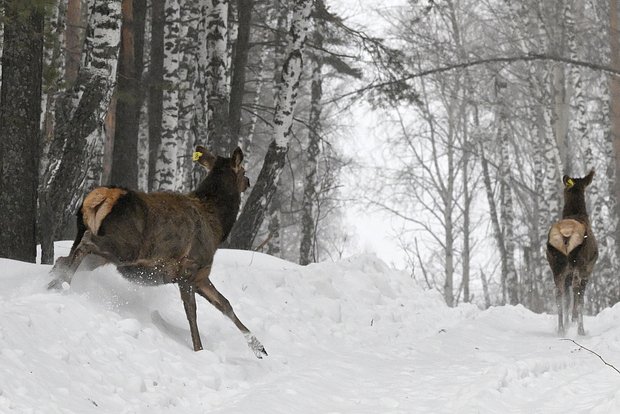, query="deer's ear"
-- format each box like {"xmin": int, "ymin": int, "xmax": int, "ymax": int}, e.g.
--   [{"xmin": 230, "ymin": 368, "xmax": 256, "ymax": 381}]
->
[
  {"xmin": 562, "ymin": 175, "xmax": 574, "ymax": 189},
  {"xmin": 583, "ymin": 169, "xmax": 594, "ymax": 186},
  {"xmin": 194, "ymin": 146, "xmax": 216, "ymax": 170},
  {"xmin": 231, "ymin": 147, "xmax": 244, "ymax": 168}
]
